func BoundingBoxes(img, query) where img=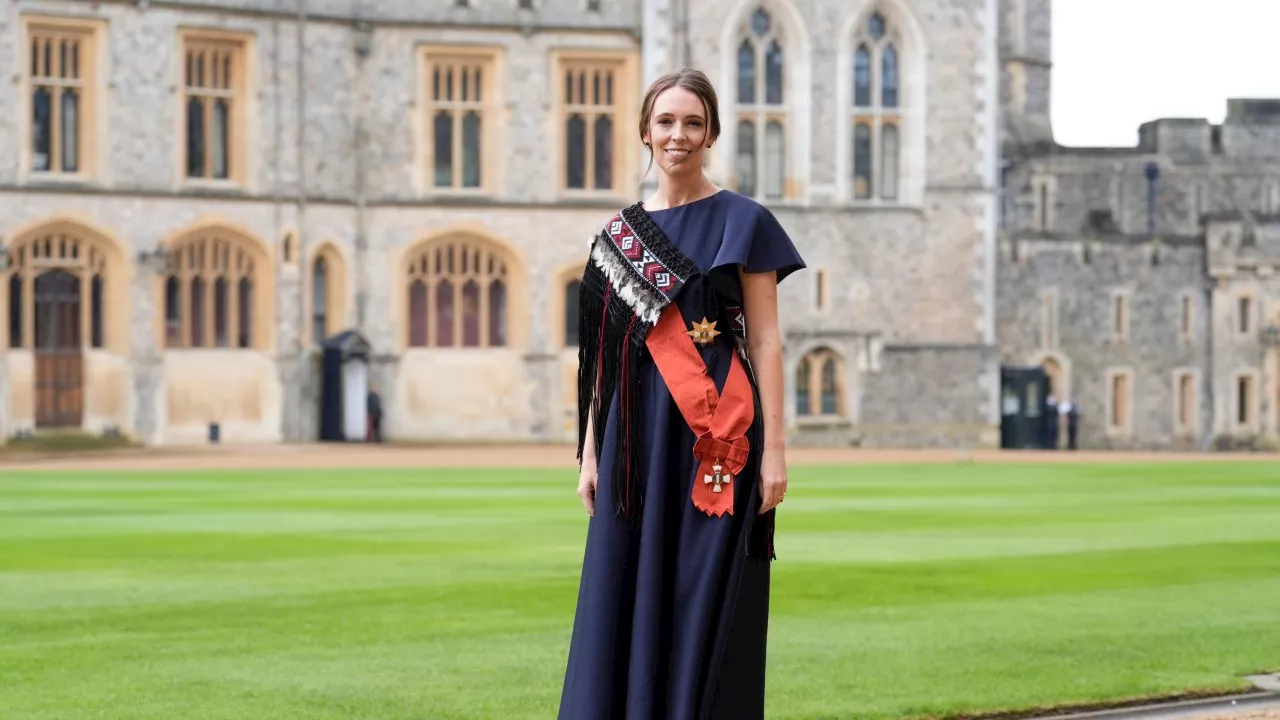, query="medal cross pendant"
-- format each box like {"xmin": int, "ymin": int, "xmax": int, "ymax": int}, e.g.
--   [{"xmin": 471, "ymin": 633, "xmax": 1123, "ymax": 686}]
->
[{"xmin": 704, "ymin": 462, "xmax": 732, "ymax": 494}]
